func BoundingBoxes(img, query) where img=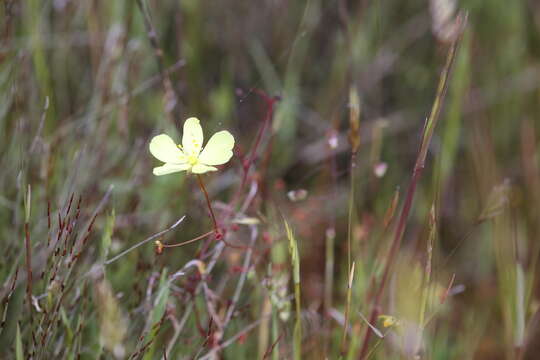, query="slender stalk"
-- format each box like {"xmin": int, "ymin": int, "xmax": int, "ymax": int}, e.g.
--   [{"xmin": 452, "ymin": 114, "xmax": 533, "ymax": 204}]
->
[
  {"xmin": 285, "ymin": 220, "xmax": 302, "ymax": 360},
  {"xmin": 293, "ymin": 281, "xmax": 302, "ymax": 360},
  {"xmin": 24, "ymin": 222, "xmax": 33, "ymax": 317},
  {"xmin": 324, "ymin": 126, "xmax": 339, "ymax": 355},
  {"xmin": 417, "ymin": 205, "xmax": 436, "ymax": 353},
  {"xmin": 135, "ymin": 0, "xmax": 178, "ymax": 121},
  {"xmin": 198, "ymin": 317, "xmax": 268, "ymax": 360},
  {"xmin": 357, "ymin": 18, "xmax": 465, "ymax": 359},
  {"xmin": 347, "ymin": 152, "xmax": 357, "ymax": 277},
  {"xmin": 340, "ymin": 262, "xmax": 356, "ymax": 356},
  {"xmin": 343, "ymin": 85, "xmax": 360, "ymax": 358},
  {"xmin": 161, "ymin": 231, "xmax": 214, "ymax": 248},
  {"xmin": 222, "ymin": 227, "xmax": 258, "ymax": 327},
  {"xmin": 324, "ymin": 227, "xmax": 335, "ymax": 347},
  {"xmin": 347, "ymin": 85, "xmax": 361, "ymax": 273},
  {"xmin": 103, "ymin": 216, "xmax": 185, "ymax": 265},
  {"xmin": 24, "ymin": 184, "xmax": 33, "ymax": 318},
  {"xmin": 270, "ymin": 313, "xmax": 281, "ymax": 360},
  {"xmin": 197, "ymin": 175, "xmax": 219, "ymax": 235},
  {"xmin": 240, "ymin": 91, "xmax": 277, "ymax": 192}
]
